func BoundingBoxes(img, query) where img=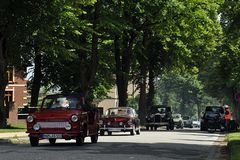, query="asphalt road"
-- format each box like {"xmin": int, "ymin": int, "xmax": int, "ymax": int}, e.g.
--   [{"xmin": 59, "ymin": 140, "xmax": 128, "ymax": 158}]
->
[{"xmin": 0, "ymin": 128, "xmax": 226, "ymax": 160}]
